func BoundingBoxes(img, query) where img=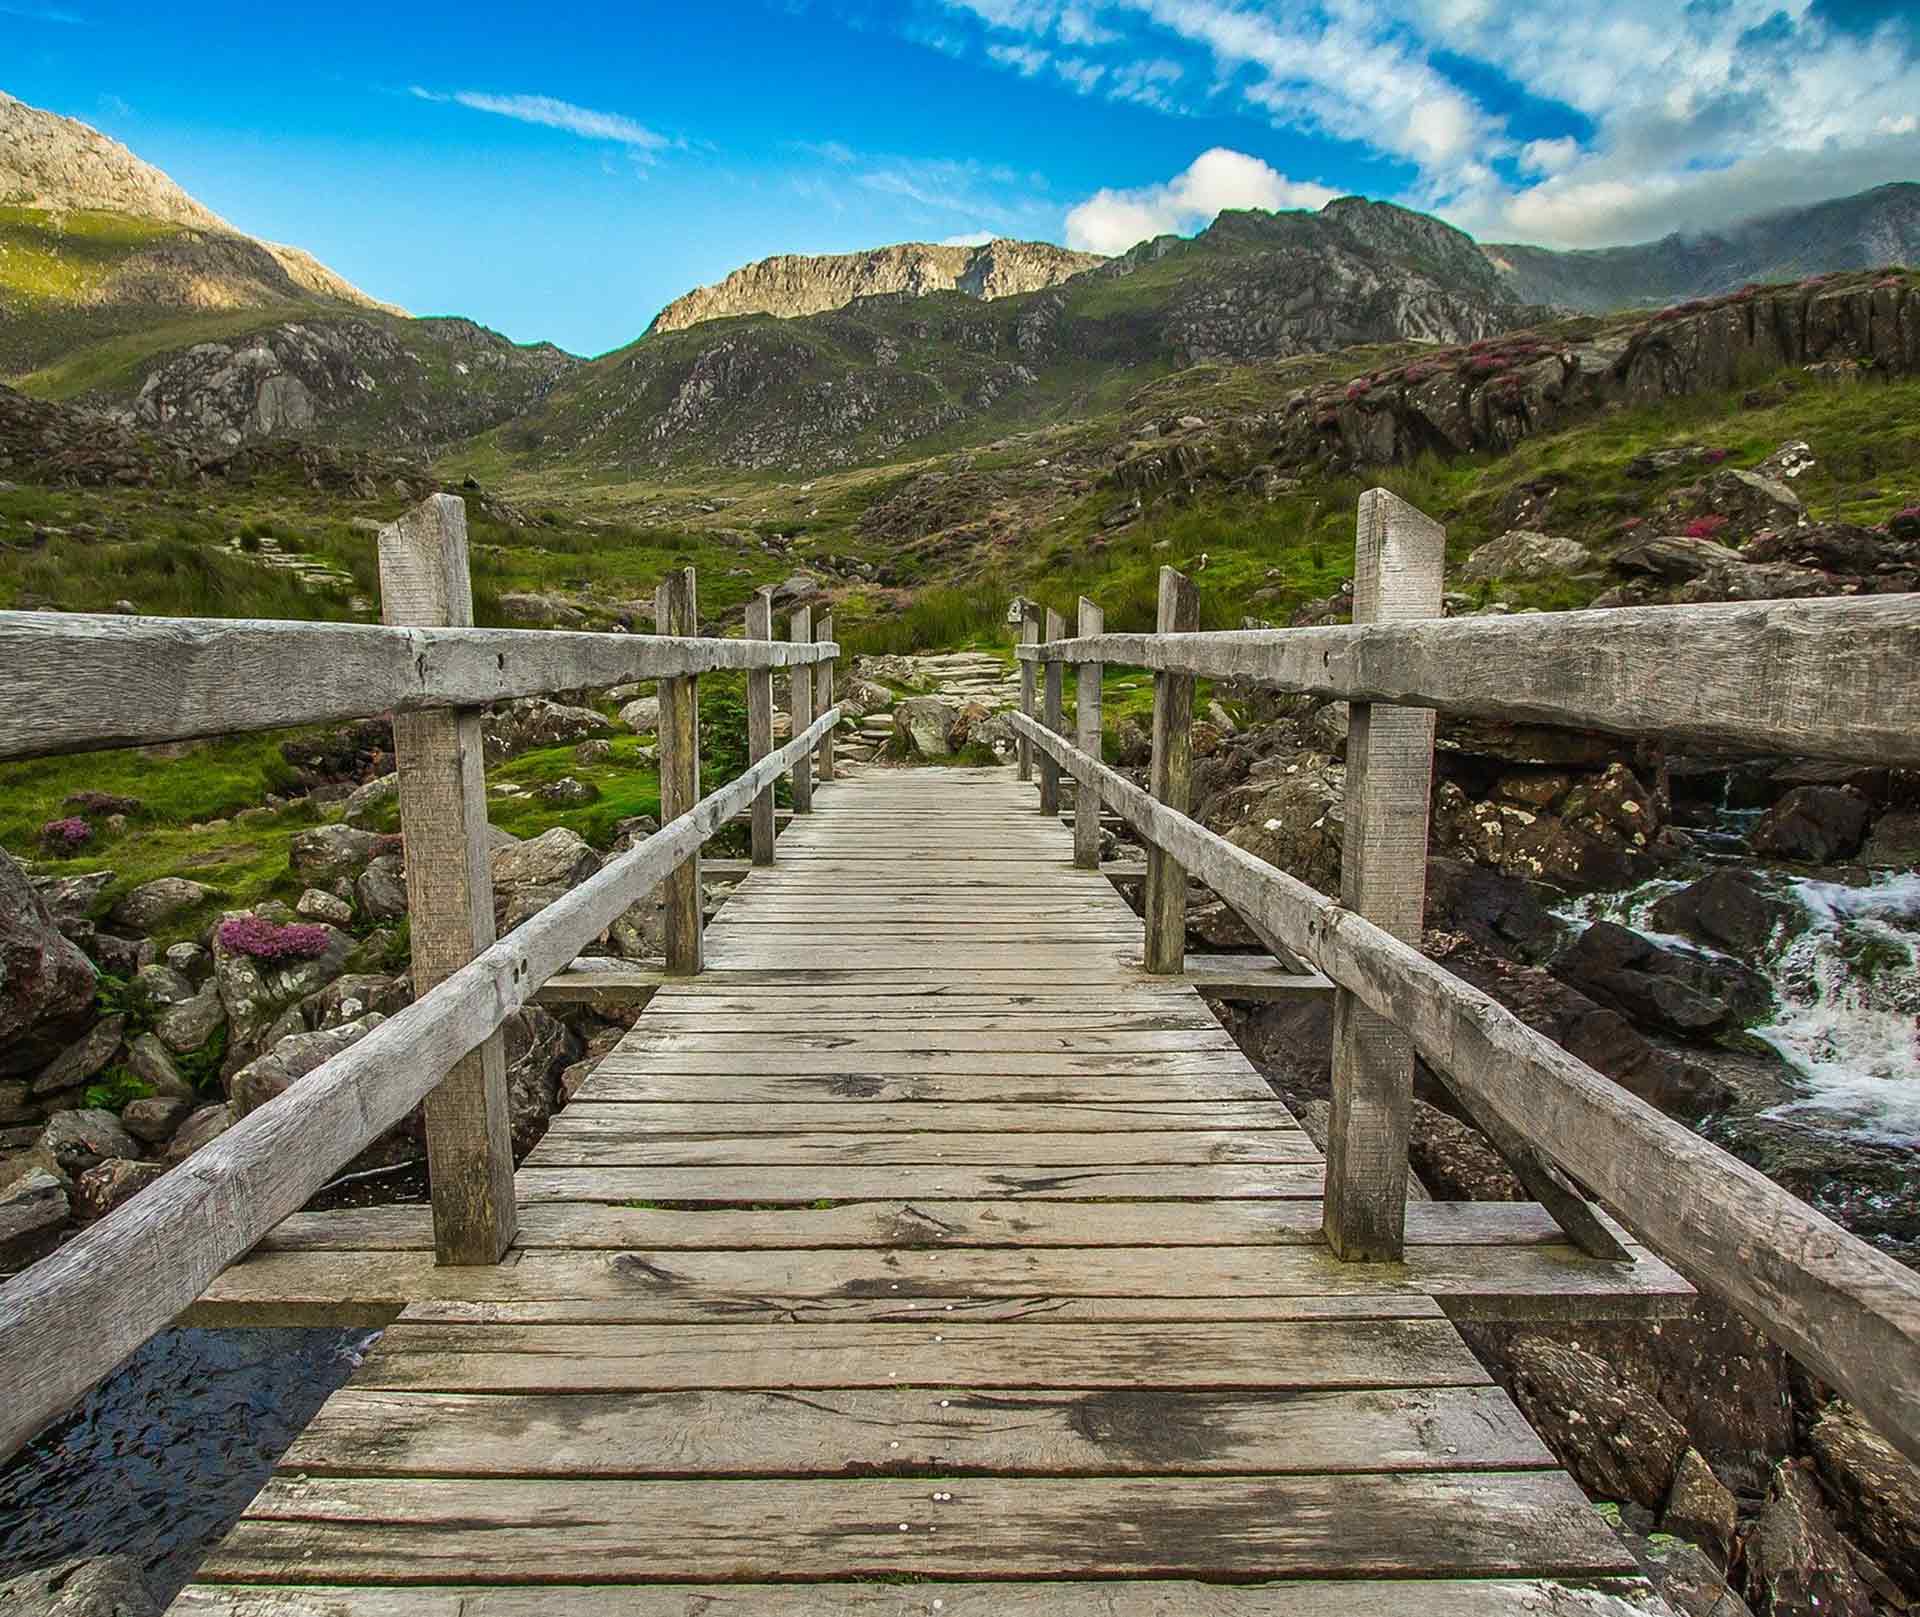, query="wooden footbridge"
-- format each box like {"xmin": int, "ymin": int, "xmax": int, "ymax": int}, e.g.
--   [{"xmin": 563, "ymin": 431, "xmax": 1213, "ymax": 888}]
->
[{"xmin": 3, "ymin": 492, "xmax": 1918, "ymax": 1614}]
